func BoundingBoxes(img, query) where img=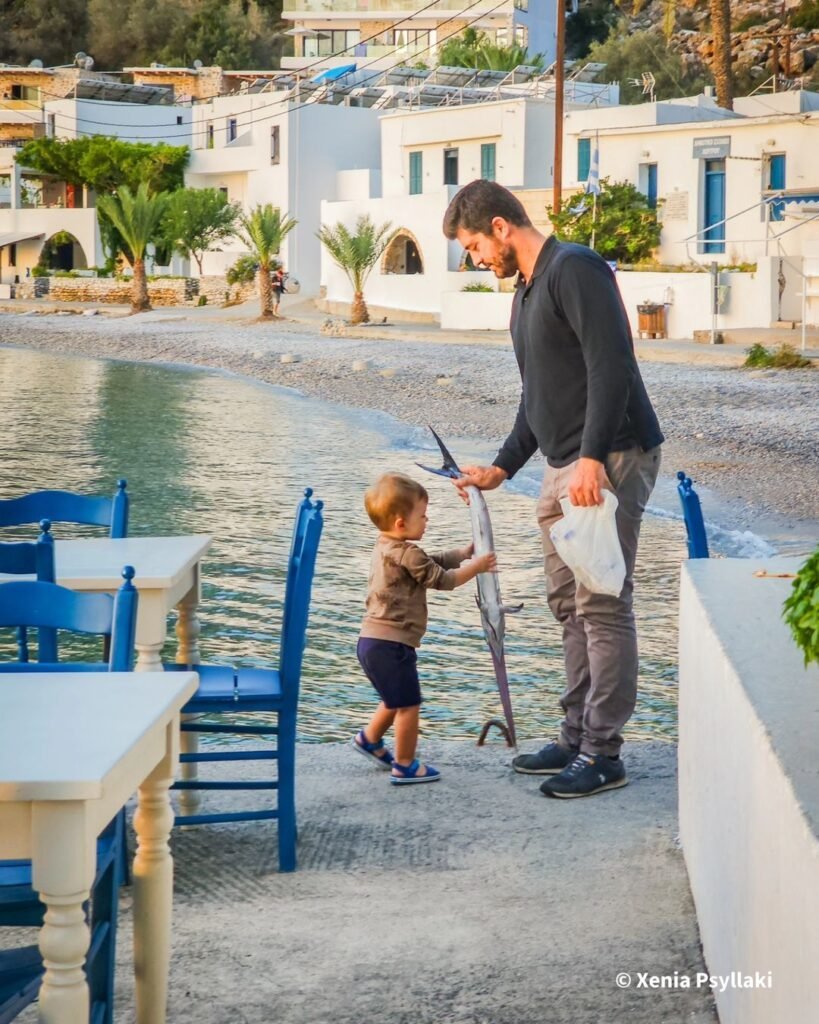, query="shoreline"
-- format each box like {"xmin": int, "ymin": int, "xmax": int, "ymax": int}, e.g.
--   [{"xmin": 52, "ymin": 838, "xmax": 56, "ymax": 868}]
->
[{"xmin": 1, "ymin": 308, "xmax": 817, "ymax": 553}]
